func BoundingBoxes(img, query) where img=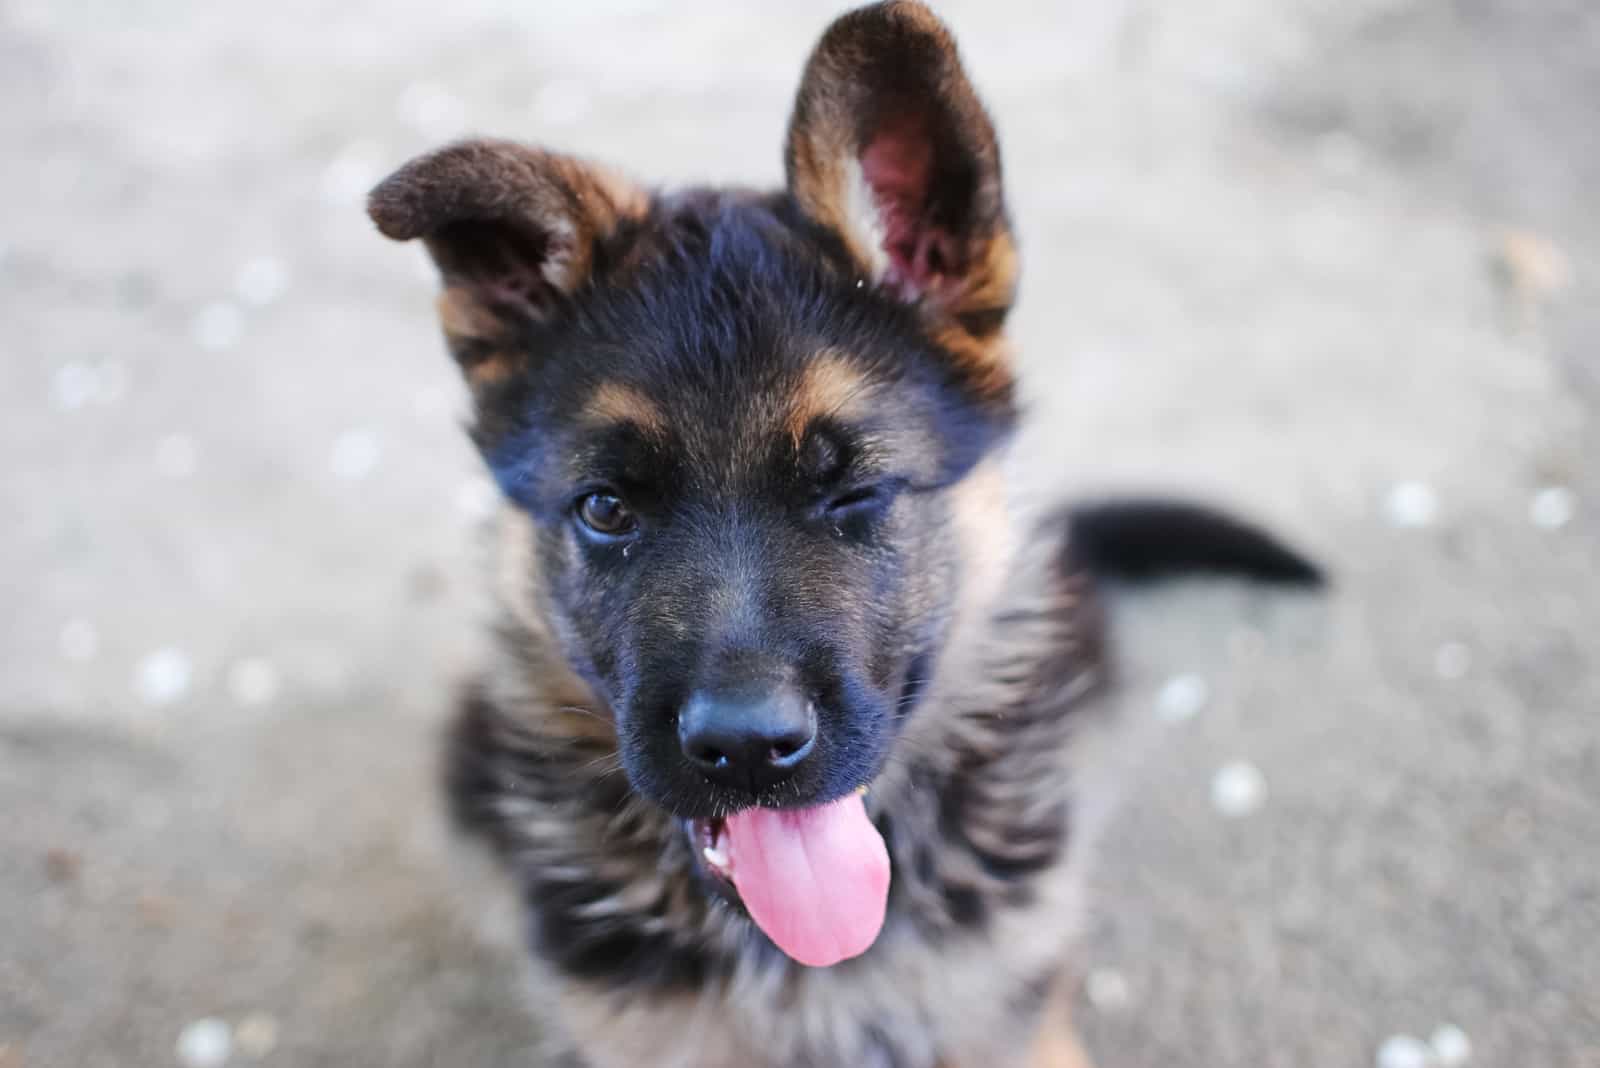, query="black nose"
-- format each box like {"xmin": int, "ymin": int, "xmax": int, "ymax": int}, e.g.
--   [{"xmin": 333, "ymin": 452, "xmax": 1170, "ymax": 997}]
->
[{"xmin": 678, "ymin": 686, "xmax": 817, "ymax": 793}]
